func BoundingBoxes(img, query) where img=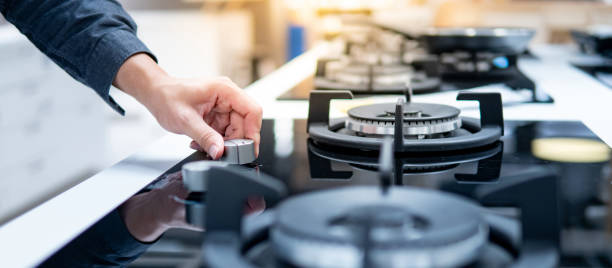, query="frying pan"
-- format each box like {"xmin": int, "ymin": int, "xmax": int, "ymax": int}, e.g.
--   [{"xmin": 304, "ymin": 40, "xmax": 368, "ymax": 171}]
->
[{"xmin": 421, "ymin": 27, "xmax": 535, "ymax": 55}]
